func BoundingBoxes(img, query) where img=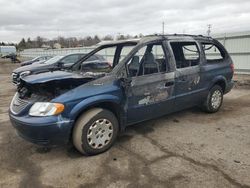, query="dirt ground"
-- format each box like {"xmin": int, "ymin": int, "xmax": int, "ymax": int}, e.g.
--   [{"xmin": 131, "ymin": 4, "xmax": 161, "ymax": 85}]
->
[{"xmin": 0, "ymin": 59, "xmax": 250, "ymax": 188}]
